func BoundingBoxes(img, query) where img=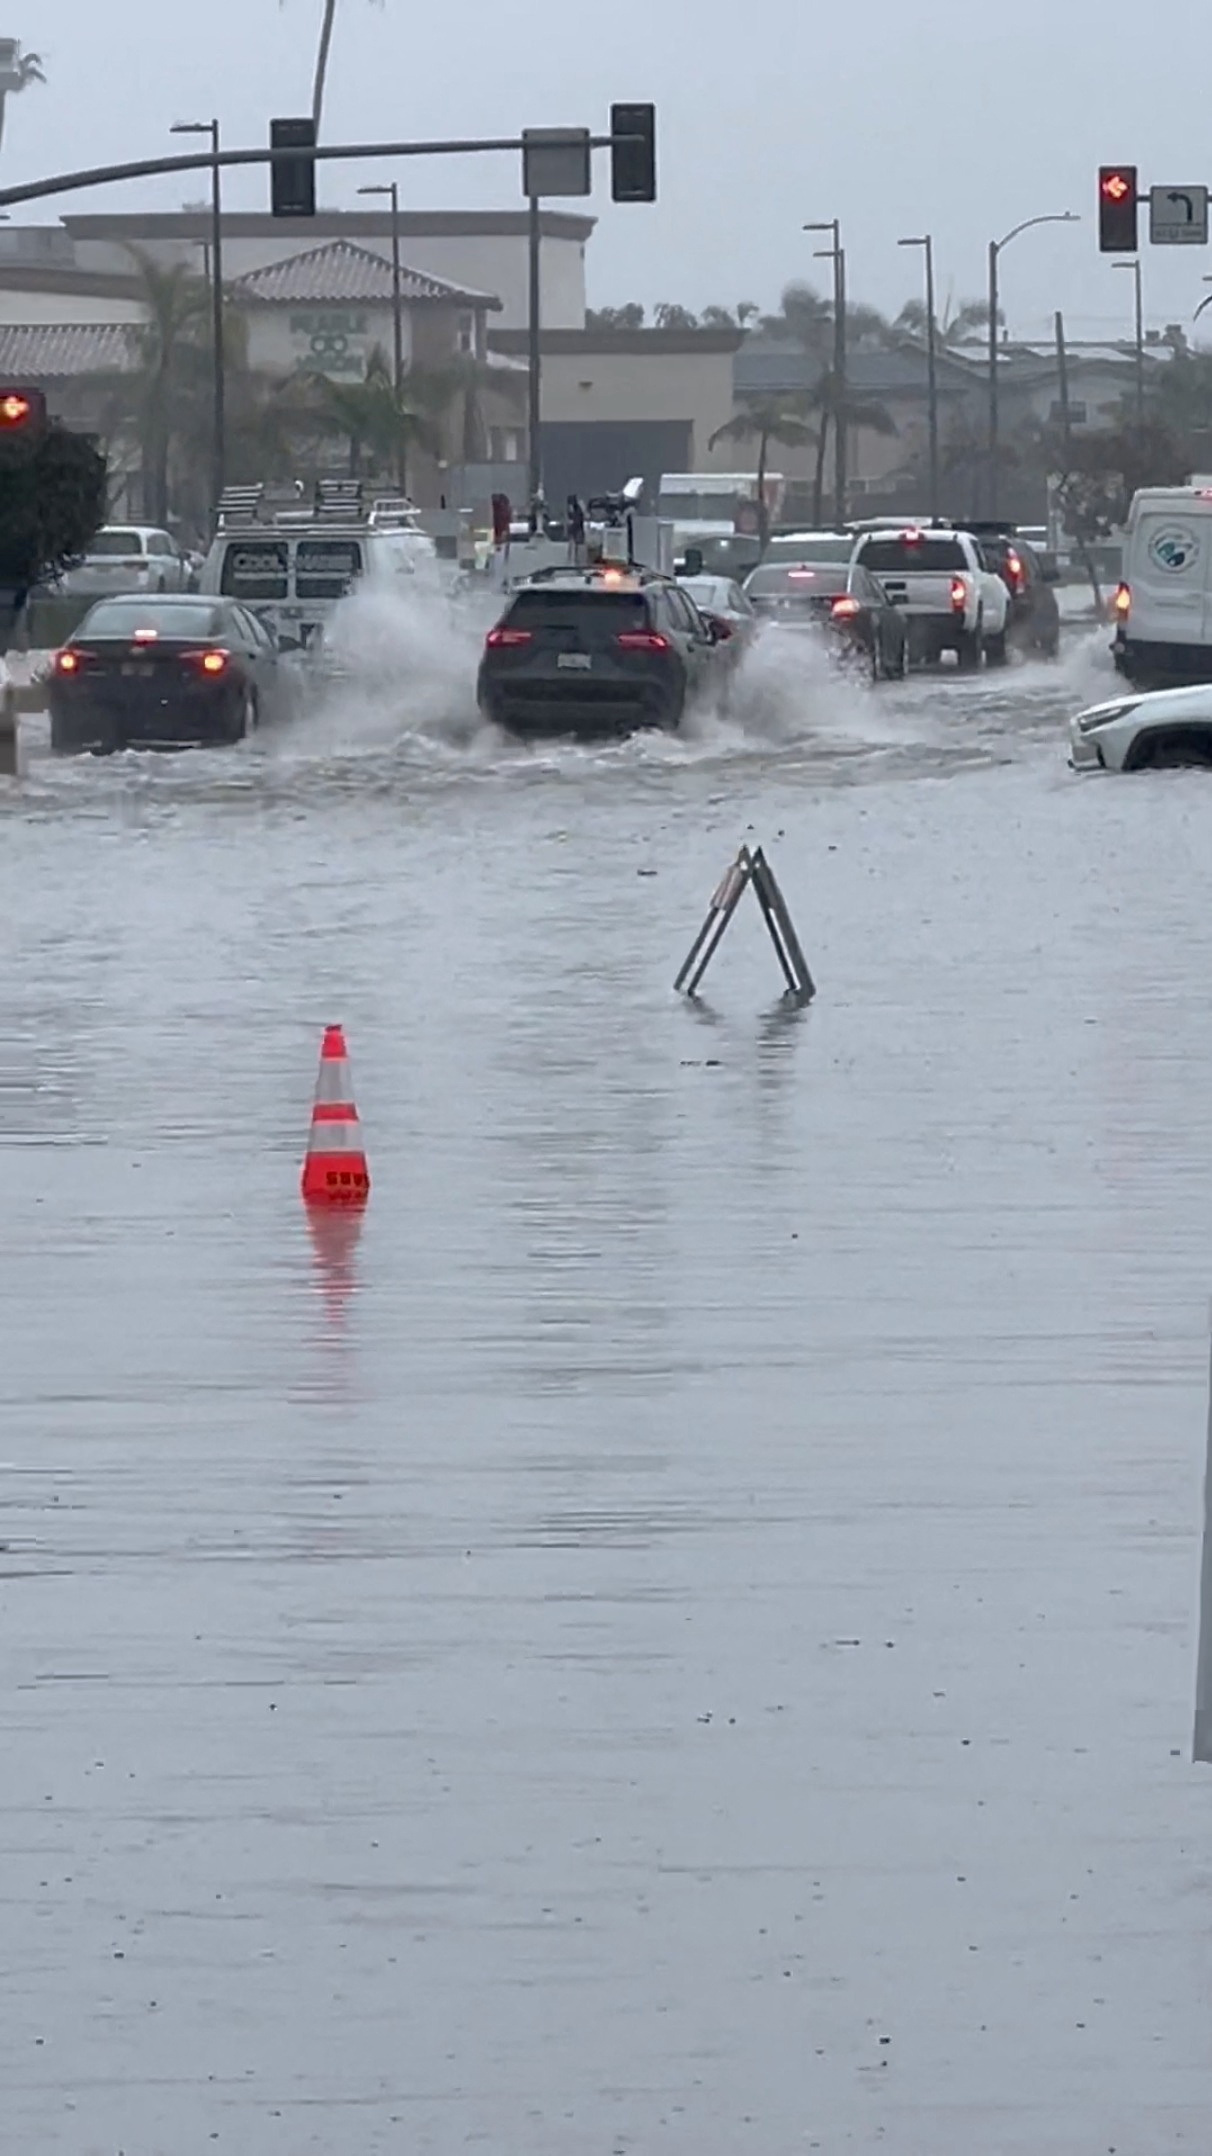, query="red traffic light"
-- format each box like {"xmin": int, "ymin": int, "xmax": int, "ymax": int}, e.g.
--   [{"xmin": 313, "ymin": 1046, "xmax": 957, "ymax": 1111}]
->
[
  {"xmin": 0, "ymin": 385, "xmax": 46, "ymax": 431},
  {"xmin": 1098, "ymin": 165, "xmax": 1138, "ymax": 252}
]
